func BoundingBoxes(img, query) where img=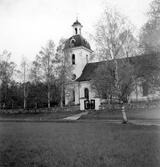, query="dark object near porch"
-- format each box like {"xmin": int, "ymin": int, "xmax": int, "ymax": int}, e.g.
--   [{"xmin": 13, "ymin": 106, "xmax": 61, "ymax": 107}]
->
[
  {"xmin": 90, "ymin": 100, "xmax": 95, "ymax": 109},
  {"xmin": 84, "ymin": 100, "xmax": 95, "ymax": 110},
  {"xmin": 84, "ymin": 100, "xmax": 90, "ymax": 109}
]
